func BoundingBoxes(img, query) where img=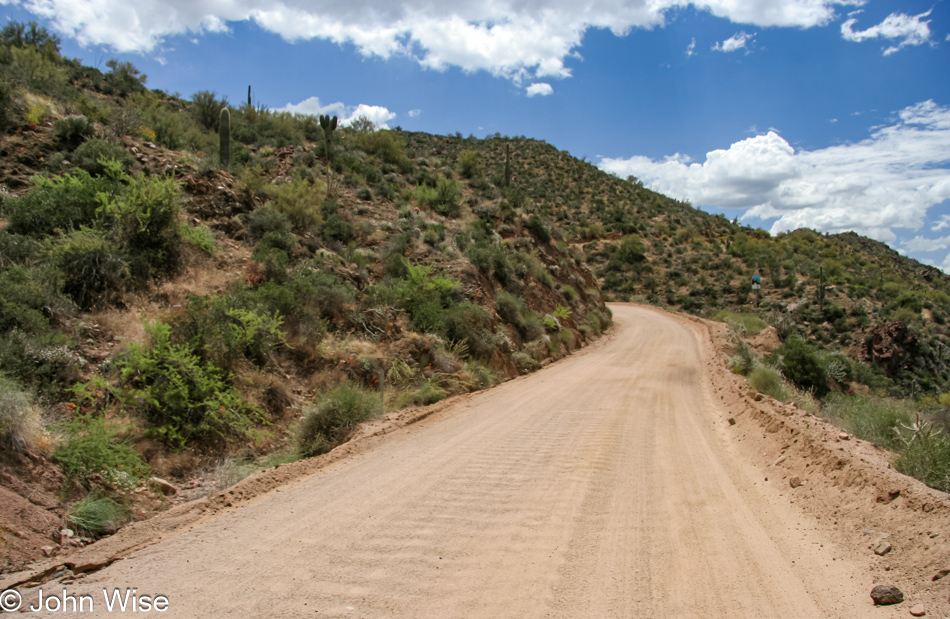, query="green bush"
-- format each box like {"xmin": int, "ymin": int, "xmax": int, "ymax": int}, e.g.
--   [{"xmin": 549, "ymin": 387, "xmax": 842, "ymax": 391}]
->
[
  {"xmin": 54, "ymin": 415, "xmax": 149, "ymax": 488},
  {"xmin": 821, "ymin": 393, "xmax": 912, "ymax": 450},
  {"xmin": 0, "ymin": 375, "xmax": 43, "ymax": 452},
  {"xmin": 495, "ymin": 291, "xmax": 543, "ymax": 341},
  {"xmin": 54, "ymin": 115, "xmax": 94, "ymax": 150},
  {"xmin": 512, "ymin": 351, "xmax": 540, "ymax": 374},
  {"xmin": 171, "ymin": 295, "xmax": 286, "ymax": 371},
  {"xmin": 246, "ymin": 206, "xmax": 293, "ymax": 242},
  {"xmin": 321, "ymin": 213, "xmax": 355, "ymax": 244},
  {"xmin": 444, "ymin": 302, "xmax": 496, "ymax": 361},
  {"xmin": 72, "ymin": 139, "xmax": 134, "ymax": 176},
  {"xmin": 412, "ymin": 379, "xmax": 447, "ymax": 405},
  {"xmin": 5, "ymin": 168, "xmax": 113, "ymax": 236},
  {"xmin": 715, "ymin": 311, "xmax": 768, "ymax": 335},
  {"xmin": 775, "ymin": 336, "xmax": 829, "ymax": 398},
  {"xmin": 895, "ymin": 434, "xmax": 950, "ymax": 493},
  {"xmin": 389, "ymin": 261, "xmax": 460, "ymax": 336},
  {"xmin": 298, "ymin": 383, "xmax": 380, "ymax": 457},
  {"xmin": 748, "ymin": 367, "xmax": 786, "ymax": 401},
  {"xmin": 67, "ymin": 494, "xmax": 128, "ymax": 535},
  {"xmin": 728, "ymin": 340, "xmax": 756, "ymax": 375},
  {"xmin": 117, "ymin": 321, "xmax": 267, "ymax": 448},
  {"xmin": 179, "ymin": 222, "xmax": 217, "ymax": 256},
  {"xmin": 52, "ymin": 229, "xmax": 129, "ymax": 309},
  {"xmin": 526, "ymin": 214, "xmax": 551, "ymax": 243},
  {"xmin": 414, "ymin": 177, "xmax": 461, "ymax": 217},
  {"xmin": 457, "ymin": 149, "xmax": 483, "ymax": 179},
  {"xmin": 352, "ymin": 129, "xmax": 408, "ymax": 166},
  {"xmin": 265, "ymin": 177, "xmax": 324, "ymax": 233},
  {"xmin": 96, "ymin": 161, "xmax": 183, "ymax": 279}
]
